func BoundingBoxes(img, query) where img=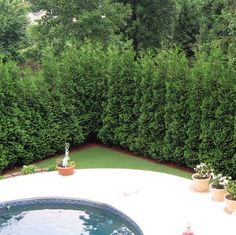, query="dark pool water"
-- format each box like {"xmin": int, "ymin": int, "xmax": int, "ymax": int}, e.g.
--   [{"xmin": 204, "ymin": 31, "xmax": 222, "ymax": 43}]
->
[{"xmin": 0, "ymin": 198, "xmax": 143, "ymax": 235}]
